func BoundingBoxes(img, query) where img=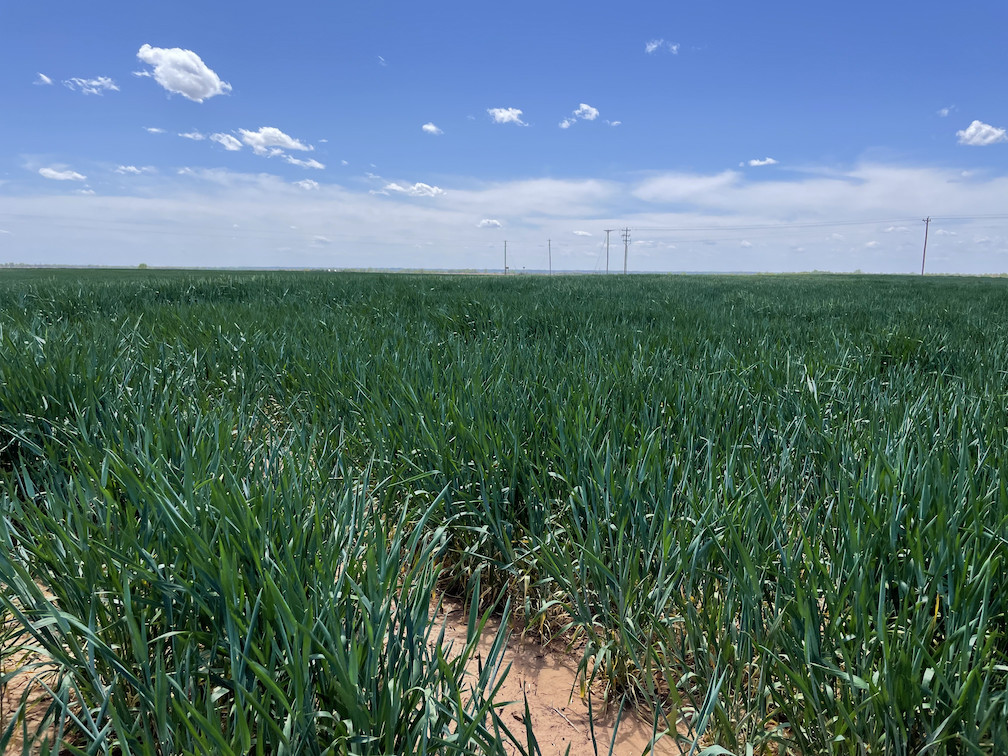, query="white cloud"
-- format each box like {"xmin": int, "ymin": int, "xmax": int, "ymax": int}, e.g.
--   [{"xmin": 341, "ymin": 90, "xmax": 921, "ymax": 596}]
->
[
  {"xmin": 341, "ymin": 159, "xmax": 349, "ymax": 166},
  {"xmin": 938, "ymin": 106, "xmax": 955, "ymax": 118},
  {"xmin": 211, "ymin": 133, "xmax": 243, "ymax": 151},
  {"xmin": 136, "ymin": 44, "xmax": 231, "ymax": 102},
  {"xmin": 634, "ymin": 171, "xmax": 740, "ymax": 203},
  {"xmin": 560, "ymin": 103, "xmax": 600, "ymax": 129},
  {"xmin": 78, "ymin": 188, "xmax": 95, "ymax": 196},
  {"xmin": 865, "ymin": 240, "xmax": 880, "ymax": 248},
  {"xmin": 145, "ymin": 126, "xmax": 165, "ymax": 134},
  {"xmin": 179, "ymin": 131, "xmax": 205, "ymax": 140},
  {"xmin": 39, "ymin": 167, "xmax": 86, "ymax": 181},
  {"xmin": 115, "ymin": 165, "xmax": 155, "ymax": 175},
  {"xmin": 487, "ymin": 107, "xmax": 527, "ymax": 126},
  {"xmin": 295, "ymin": 179, "xmax": 319, "ymax": 190},
  {"xmin": 573, "ymin": 230, "xmax": 592, "ymax": 237},
  {"xmin": 478, "ymin": 218, "xmax": 502, "ymax": 228},
  {"xmin": 34, "ymin": 73, "xmax": 53, "ymax": 86},
  {"xmin": 240, "ymin": 126, "xmax": 312, "ymax": 155},
  {"xmin": 740, "ymin": 240, "xmax": 753, "ymax": 248},
  {"xmin": 285, "ymin": 156, "xmax": 325, "ymax": 170},
  {"xmin": 883, "ymin": 225, "xmax": 909, "ymax": 233},
  {"xmin": 745, "ymin": 157, "xmax": 778, "ymax": 167},
  {"xmin": 935, "ymin": 229, "xmax": 957, "ymax": 236},
  {"xmin": 646, "ymin": 39, "xmax": 680, "ymax": 55},
  {"xmin": 378, "ymin": 56, "xmax": 387, "ymax": 67},
  {"xmin": 385, "ymin": 182, "xmax": 445, "ymax": 197},
  {"xmin": 63, "ymin": 76, "xmax": 119, "ymax": 95},
  {"xmin": 957, "ymin": 120, "xmax": 1007, "ymax": 146},
  {"xmin": 606, "ymin": 120, "xmax": 622, "ymax": 127},
  {"xmin": 422, "ymin": 122, "xmax": 444, "ymax": 135}
]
